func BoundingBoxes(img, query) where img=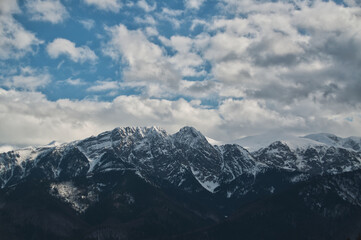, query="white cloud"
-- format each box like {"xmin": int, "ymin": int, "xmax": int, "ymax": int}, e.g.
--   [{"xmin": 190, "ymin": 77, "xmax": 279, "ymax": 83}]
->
[
  {"xmin": 2, "ymin": 67, "xmax": 51, "ymax": 90},
  {"xmin": 221, "ymin": 0, "xmax": 294, "ymax": 15},
  {"xmin": 87, "ymin": 80, "xmax": 119, "ymax": 92},
  {"xmin": 144, "ymin": 27, "xmax": 159, "ymax": 36},
  {"xmin": 218, "ymin": 98, "xmax": 306, "ymax": 136},
  {"xmin": 103, "ymin": 24, "xmax": 181, "ymax": 95},
  {"xmin": 26, "ymin": 0, "xmax": 69, "ymax": 24},
  {"xmin": 160, "ymin": 35, "xmax": 205, "ymax": 77},
  {"xmin": 157, "ymin": 8, "xmax": 183, "ymax": 28},
  {"xmin": 1, "ymin": 89, "xmax": 361, "ymax": 146},
  {"xmin": 161, "ymin": 8, "xmax": 183, "ymax": 16},
  {"xmin": 0, "ymin": 15, "xmax": 42, "ymax": 59},
  {"xmin": 0, "ymin": 0, "xmax": 21, "ymax": 14},
  {"xmin": 137, "ymin": 0, "xmax": 156, "ymax": 12},
  {"xmin": 190, "ymin": 19, "xmax": 207, "ymax": 31},
  {"xmin": 185, "ymin": 0, "xmax": 206, "ymax": 10},
  {"xmin": 0, "ymin": 89, "xmax": 222, "ymax": 145},
  {"xmin": 187, "ymin": 0, "xmax": 361, "ymax": 110},
  {"xmin": 134, "ymin": 15, "xmax": 156, "ymax": 25},
  {"xmin": 65, "ymin": 78, "xmax": 85, "ymax": 86},
  {"xmin": 79, "ymin": 19, "xmax": 95, "ymax": 30},
  {"xmin": 83, "ymin": 0, "xmax": 122, "ymax": 12},
  {"xmin": 344, "ymin": 0, "xmax": 361, "ymax": 7},
  {"xmin": 103, "ymin": 24, "xmax": 209, "ymax": 96},
  {"xmin": 47, "ymin": 38, "xmax": 97, "ymax": 63}
]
